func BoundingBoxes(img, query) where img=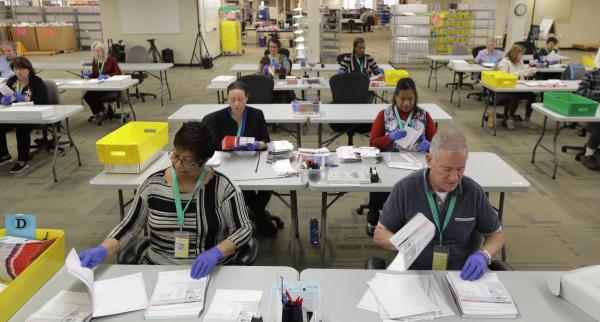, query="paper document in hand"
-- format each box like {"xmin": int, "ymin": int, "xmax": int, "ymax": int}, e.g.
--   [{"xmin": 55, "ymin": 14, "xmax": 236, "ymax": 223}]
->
[
  {"xmin": 395, "ymin": 126, "xmax": 423, "ymax": 150},
  {"xmin": 0, "ymin": 84, "xmax": 14, "ymax": 96},
  {"xmin": 145, "ymin": 269, "xmax": 209, "ymax": 319},
  {"xmin": 206, "ymin": 151, "xmax": 221, "ymax": 167},
  {"xmin": 26, "ymin": 290, "xmax": 92, "ymax": 322},
  {"xmin": 204, "ymin": 289, "xmax": 262, "ymax": 322},
  {"xmin": 387, "ymin": 212, "xmax": 435, "ymax": 271},
  {"xmin": 65, "ymin": 249, "xmax": 148, "ymax": 318}
]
